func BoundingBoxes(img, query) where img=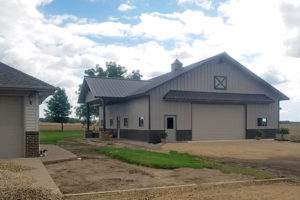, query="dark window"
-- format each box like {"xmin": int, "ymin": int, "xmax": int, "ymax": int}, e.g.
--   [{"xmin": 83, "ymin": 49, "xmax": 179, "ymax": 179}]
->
[
  {"xmin": 167, "ymin": 117, "xmax": 174, "ymax": 129},
  {"xmin": 138, "ymin": 116, "xmax": 144, "ymax": 127},
  {"xmin": 124, "ymin": 118, "xmax": 128, "ymax": 127},
  {"xmin": 110, "ymin": 119, "xmax": 113, "ymax": 127},
  {"xmin": 257, "ymin": 118, "xmax": 267, "ymax": 126},
  {"xmin": 214, "ymin": 76, "xmax": 227, "ymax": 90}
]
